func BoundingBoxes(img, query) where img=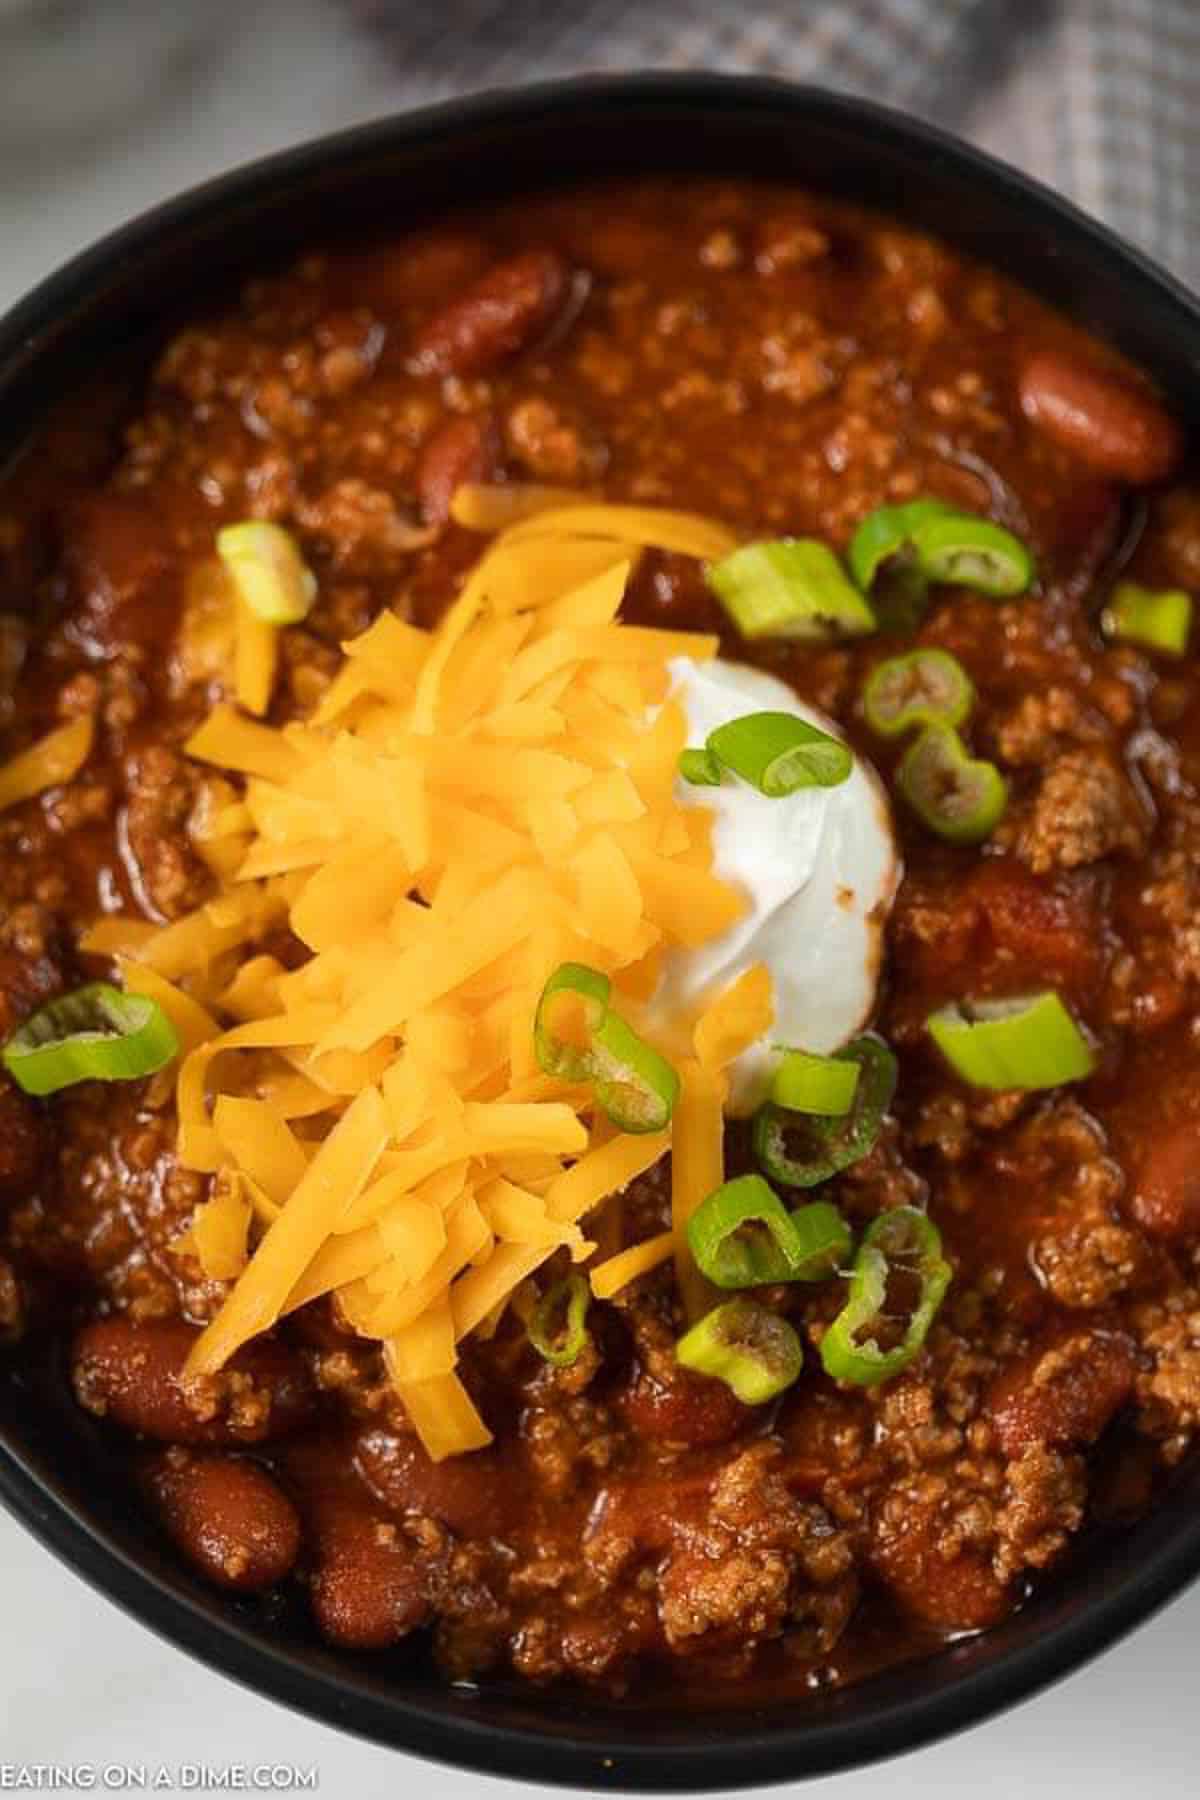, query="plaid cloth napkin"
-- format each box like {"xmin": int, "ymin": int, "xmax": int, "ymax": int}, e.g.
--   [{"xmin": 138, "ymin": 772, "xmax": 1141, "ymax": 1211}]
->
[{"xmin": 347, "ymin": 0, "xmax": 1200, "ymax": 286}]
